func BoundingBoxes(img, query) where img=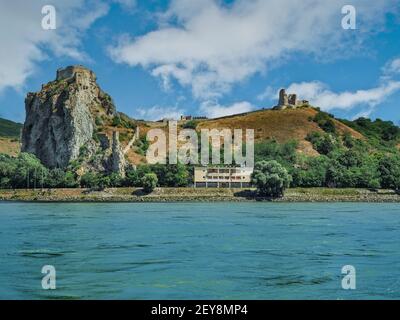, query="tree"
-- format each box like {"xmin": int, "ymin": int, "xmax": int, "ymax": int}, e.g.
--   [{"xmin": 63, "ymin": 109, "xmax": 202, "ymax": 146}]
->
[
  {"xmin": 291, "ymin": 155, "xmax": 329, "ymax": 187},
  {"xmin": 313, "ymin": 111, "xmax": 336, "ymax": 134},
  {"xmin": 124, "ymin": 168, "xmax": 140, "ymax": 187},
  {"xmin": 251, "ymin": 160, "xmax": 292, "ymax": 197},
  {"xmin": 306, "ymin": 132, "xmax": 337, "ymax": 155},
  {"xmin": 46, "ymin": 168, "xmax": 66, "ymax": 188},
  {"xmin": 11, "ymin": 153, "xmax": 48, "ymax": 188},
  {"xmin": 98, "ymin": 175, "xmax": 110, "ymax": 190},
  {"xmin": 64, "ymin": 171, "xmax": 79, "ymax": 188},
  {"xmin": 109, "ymin": 173, "xmax": 123, "ymax": 187},
  {"xmin": 255, "ymin": 139, "xmax": 298, "ymax": 166},
  {"xmin": 378, "ymin": 155, "xmax": 400, "ymax": 190},
  {"xmin": 182, "ymin": 120, "xmax": 198, "ymax": 129},
  {"xmin": 142, "ymin": 173, "xmax": 158, "ymax": 193},
  {"xmin": 80, "ymin": 172, "xmax": 99, "ymax": 189}
]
